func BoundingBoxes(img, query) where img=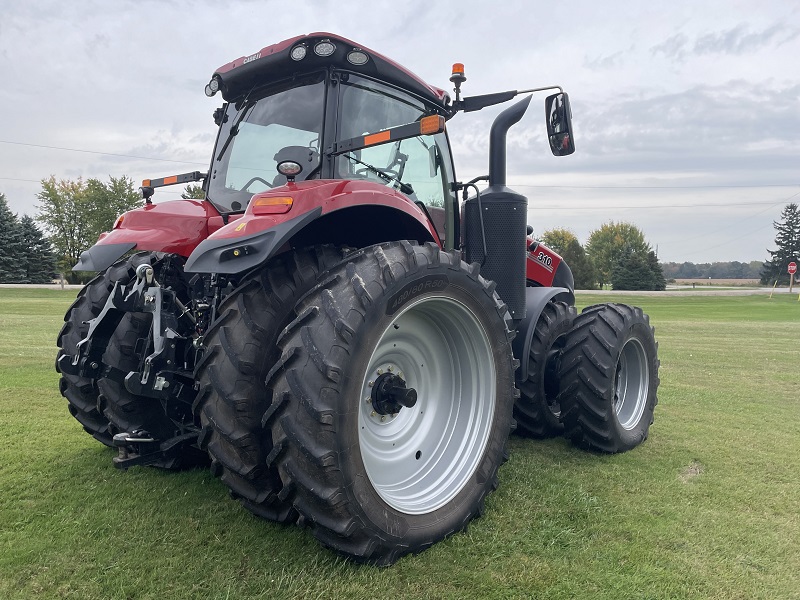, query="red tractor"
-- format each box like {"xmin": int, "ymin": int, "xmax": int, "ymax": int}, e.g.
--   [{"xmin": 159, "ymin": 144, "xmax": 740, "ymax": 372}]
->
[{"xmin": 57, "ymin": 33, "xmax": 659, "ymax": 565}]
